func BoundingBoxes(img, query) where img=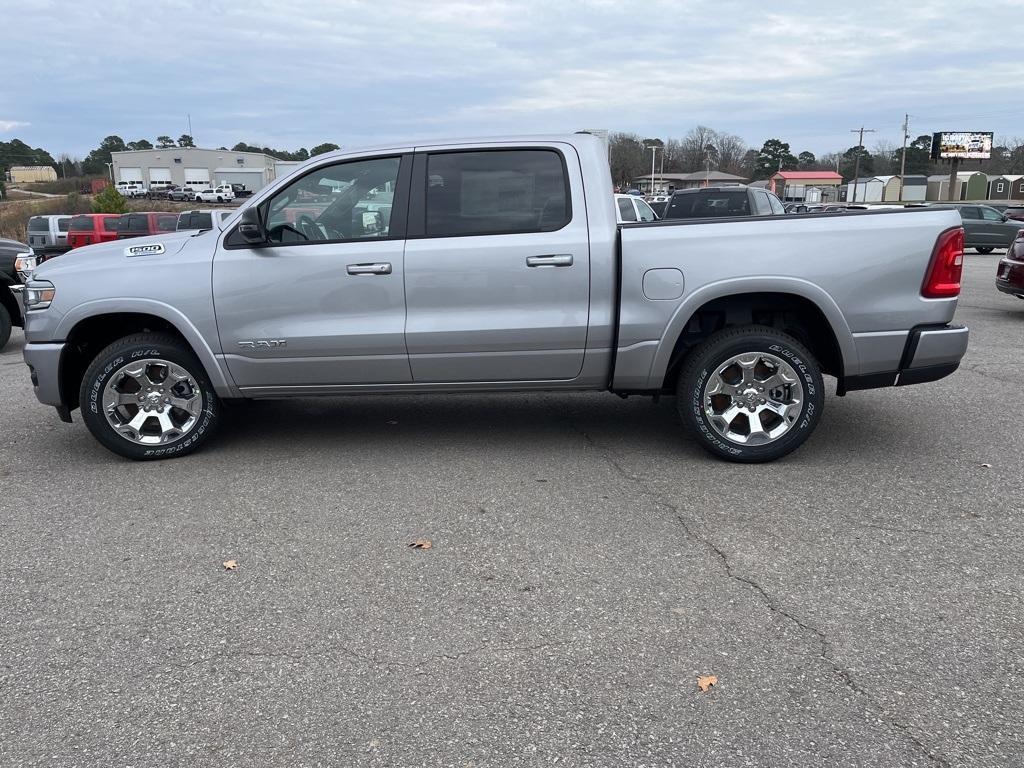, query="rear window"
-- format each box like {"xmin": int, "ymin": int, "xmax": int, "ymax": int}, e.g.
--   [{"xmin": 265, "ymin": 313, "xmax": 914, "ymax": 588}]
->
[
  {"xmin": 156, "ymin": 214, "xmax": 178, "ymax": 231},
  {"xmin": 664, "ymin": 190, "xmax": 750, "ymax": 219},
  {"xmin": 425, "ymin": 149, "xmax": 569, "ymax": 237},
  {"xmin": 28, "ymin": 217, "xmax": 50, "ymax": 232},
  {"xmin": 69, "ymin": 216, "xmax": 93, "ymax": 231},
  {"xmin": 103, "ymin": 217, "xmax": 121, "ymax": 232}
]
